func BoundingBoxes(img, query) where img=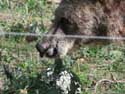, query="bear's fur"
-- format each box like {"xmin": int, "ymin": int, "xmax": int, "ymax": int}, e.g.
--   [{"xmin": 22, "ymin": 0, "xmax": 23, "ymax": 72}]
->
[{"xmin": 36, "ymin": 0, "xmax": 125, "ymax": 57}]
